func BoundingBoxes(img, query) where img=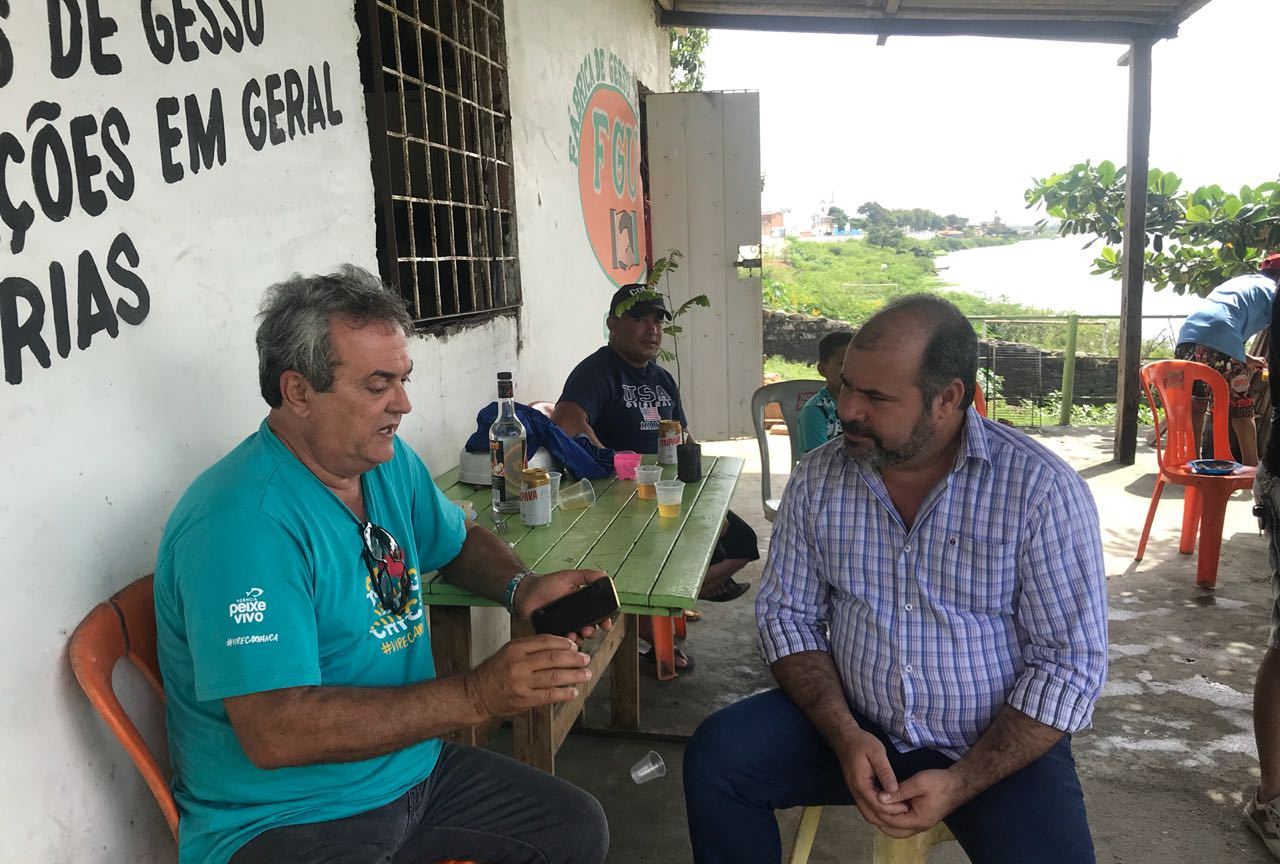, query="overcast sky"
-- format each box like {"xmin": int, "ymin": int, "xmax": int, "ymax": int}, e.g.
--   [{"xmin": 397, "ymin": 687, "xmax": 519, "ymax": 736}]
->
[{"xmin": 702, "ymin": 0, "xmax": 1278, "ymax": 225}]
